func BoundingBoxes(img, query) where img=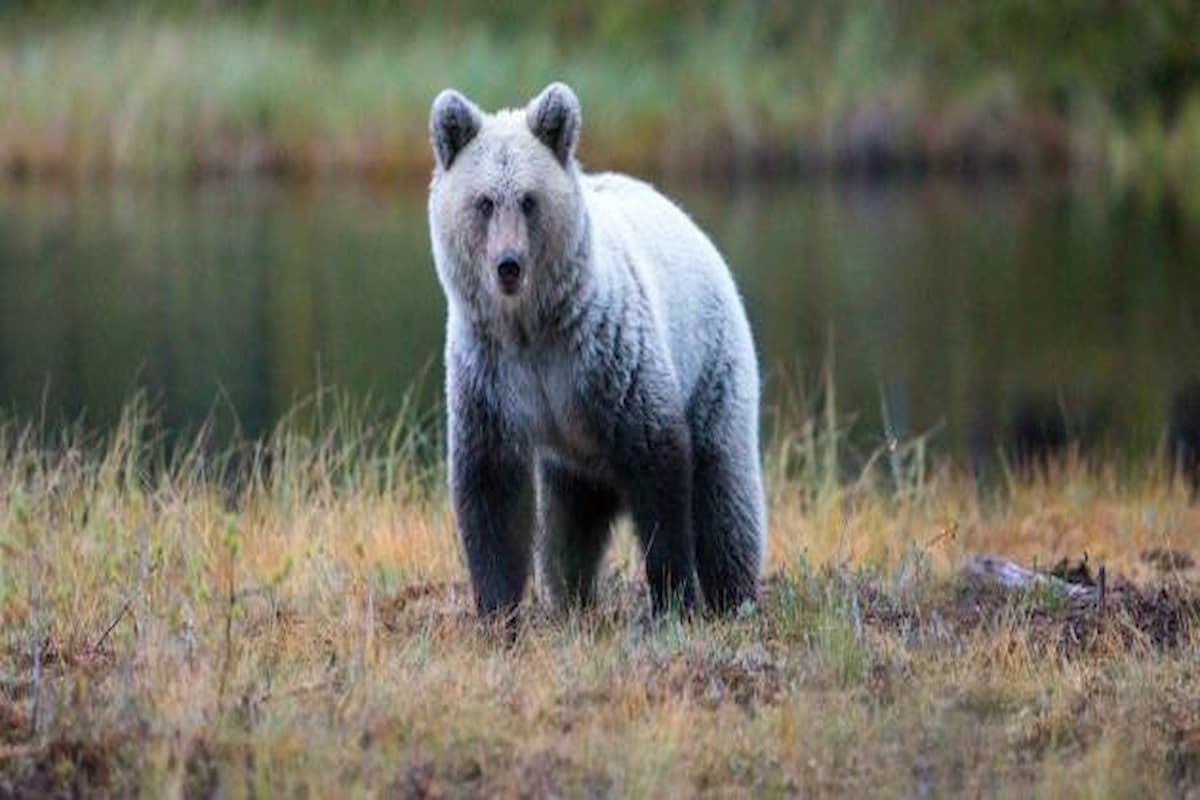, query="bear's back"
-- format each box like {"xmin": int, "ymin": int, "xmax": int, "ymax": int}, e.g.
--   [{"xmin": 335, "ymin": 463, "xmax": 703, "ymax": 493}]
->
[{"xmin": 583, "ymin": 172, "xmax": 756, "ymax": 405}]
